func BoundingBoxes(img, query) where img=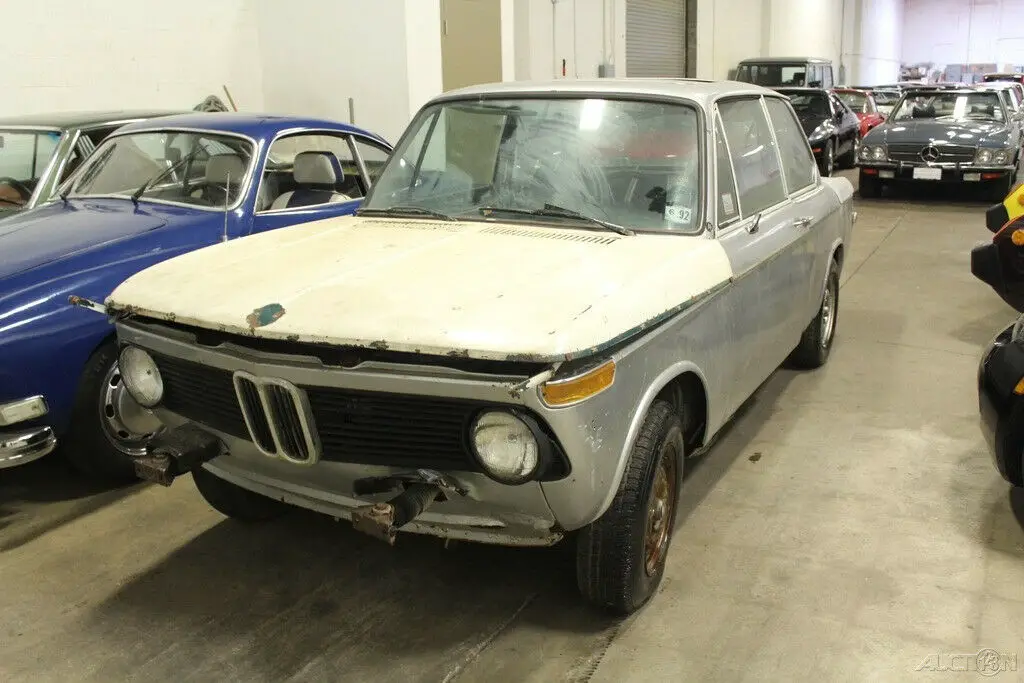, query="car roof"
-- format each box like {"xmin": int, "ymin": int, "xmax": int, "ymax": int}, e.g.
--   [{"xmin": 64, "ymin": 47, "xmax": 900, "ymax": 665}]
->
[
  {"xmin": 0, "ymin": 110, "xmax": 187, "ymax": 131},
  {"xmin": 738, "ymin": 56, "xmax": 831, "ymax": 64},
  {"xmin": 774, "ymin": 86, "xmax": 828, "ymax": 93},
  {"xmin": 432, "ymin": 78, "xmax": 783, "ymax": 108},
  {"xmin": 112, "ymin": 111, "xmax": 388, "ymax": 144}
]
